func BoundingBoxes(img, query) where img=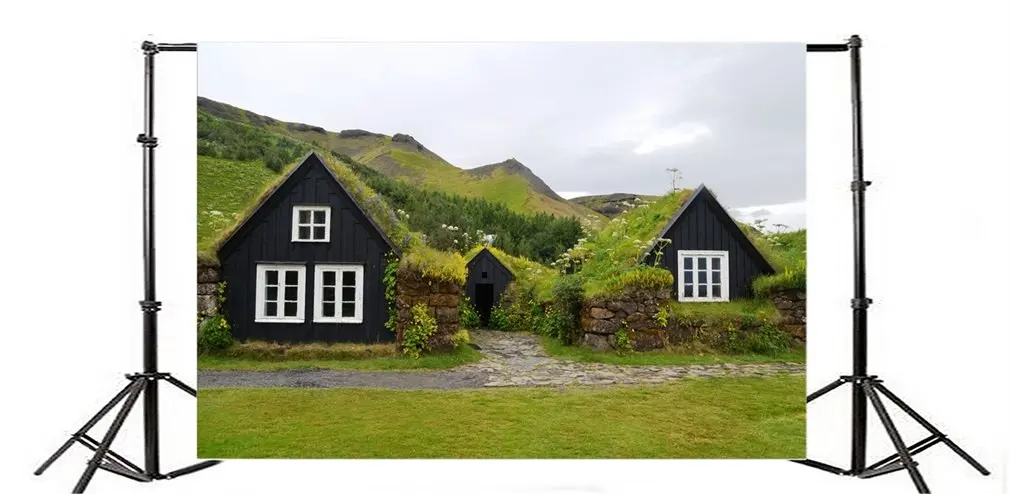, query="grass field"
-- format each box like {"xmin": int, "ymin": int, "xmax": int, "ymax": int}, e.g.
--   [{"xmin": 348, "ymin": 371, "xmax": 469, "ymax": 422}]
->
[
  {"xmin": 198, "ymin": 375, "xmax": 804, "ymax": 459},
  {"xmin": 198, "ymin": 345, "xmax": 482, "ymax": 371},
  {"xmin": 197, "ymin": 155, "xmax": 284, "ymax": 252},
  {"xmin": 541, "ymin": 337, "xmax": 805, "ymax": 366}
]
